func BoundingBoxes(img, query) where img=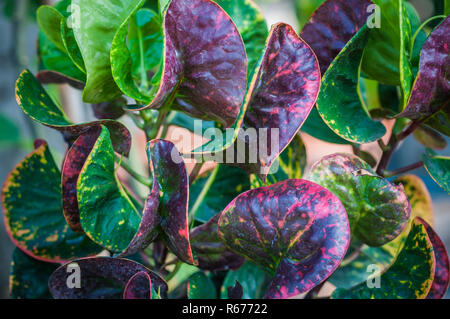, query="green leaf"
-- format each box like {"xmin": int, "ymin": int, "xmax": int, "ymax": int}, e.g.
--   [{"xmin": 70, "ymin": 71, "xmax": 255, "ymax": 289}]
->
[
  {"xmin": 60, "ymin": 18, "xmax": 86, "ymax": 73},
  {"xmin": 167, "ymin": 111, "xmax": 216, "ymax": 135},
  {"xmin": 72, "ymin": 0, "xmax": 146, "ymax": 103},
  {"xmin": 361, "ymin": 0, "xmax": 413, "ymax": 108},
  {"xmin": 187, "ymin": 272, "xmax": 217, "ymax": 299},
  {"xmin": 413, "ymin": 126, "xmax": 447, "ymax": 150},
  {"xmin": 2, "ymin": 141, "xmax": 102, "ymax": 262},
  {"xmin": 111, "ymin": 8, "xmax": 163, "ymax": 102},
  {"xmin": 333, "ymin": 218, "xmax": 435, "ymax": 299},
  {"xmin": 9, "ymin": 248, "xmax": 59, "ymax": 299},
  {"xmin": 220, "ymin": 262, "xmax": 272, "ymax": 299},
  {"xmin": 38, "ymin": 30, "xmax": 86, "ymax": 83},
  {"xmin": 309, "ymin": 153, "xmax": 410, "ymax": 246},
  {"xmin": 37, "ymin": 5, "xmax": 66, "ymax": 52},
  {"xmin": 294, "ymin": 0, "xmax": 325, "ymax": 29},
  {"xmin": 423, "ymin": 149, "xmax": 450, "ymax": 194},
  {"xmin": 189, "ymin": 165, "xmax": 250, "ymax": 223},
  {"xmin": 15, "ymin": 70, "xmax": 131, "ymax": 155},
  {"xmin": 214, "ymin": 0, "xmax": 268, "ymax": 76},
  {"xmin": 330, "ymin": 174, "xmax": 434, "ymax": 289},
  {"xmin": 301, "ymin": 107, "xmax": 350, "ymax": 144},
  {"xmin": 316, "ymin": 26, "xmax": 386, "ymax": 144},
  {"xmin": 77, "ymin": 126, "xmax": 141, "ymax": 252},
  {"xmin": 405, "ymin": 2, "xmax": 427, "ymax": 77}
]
